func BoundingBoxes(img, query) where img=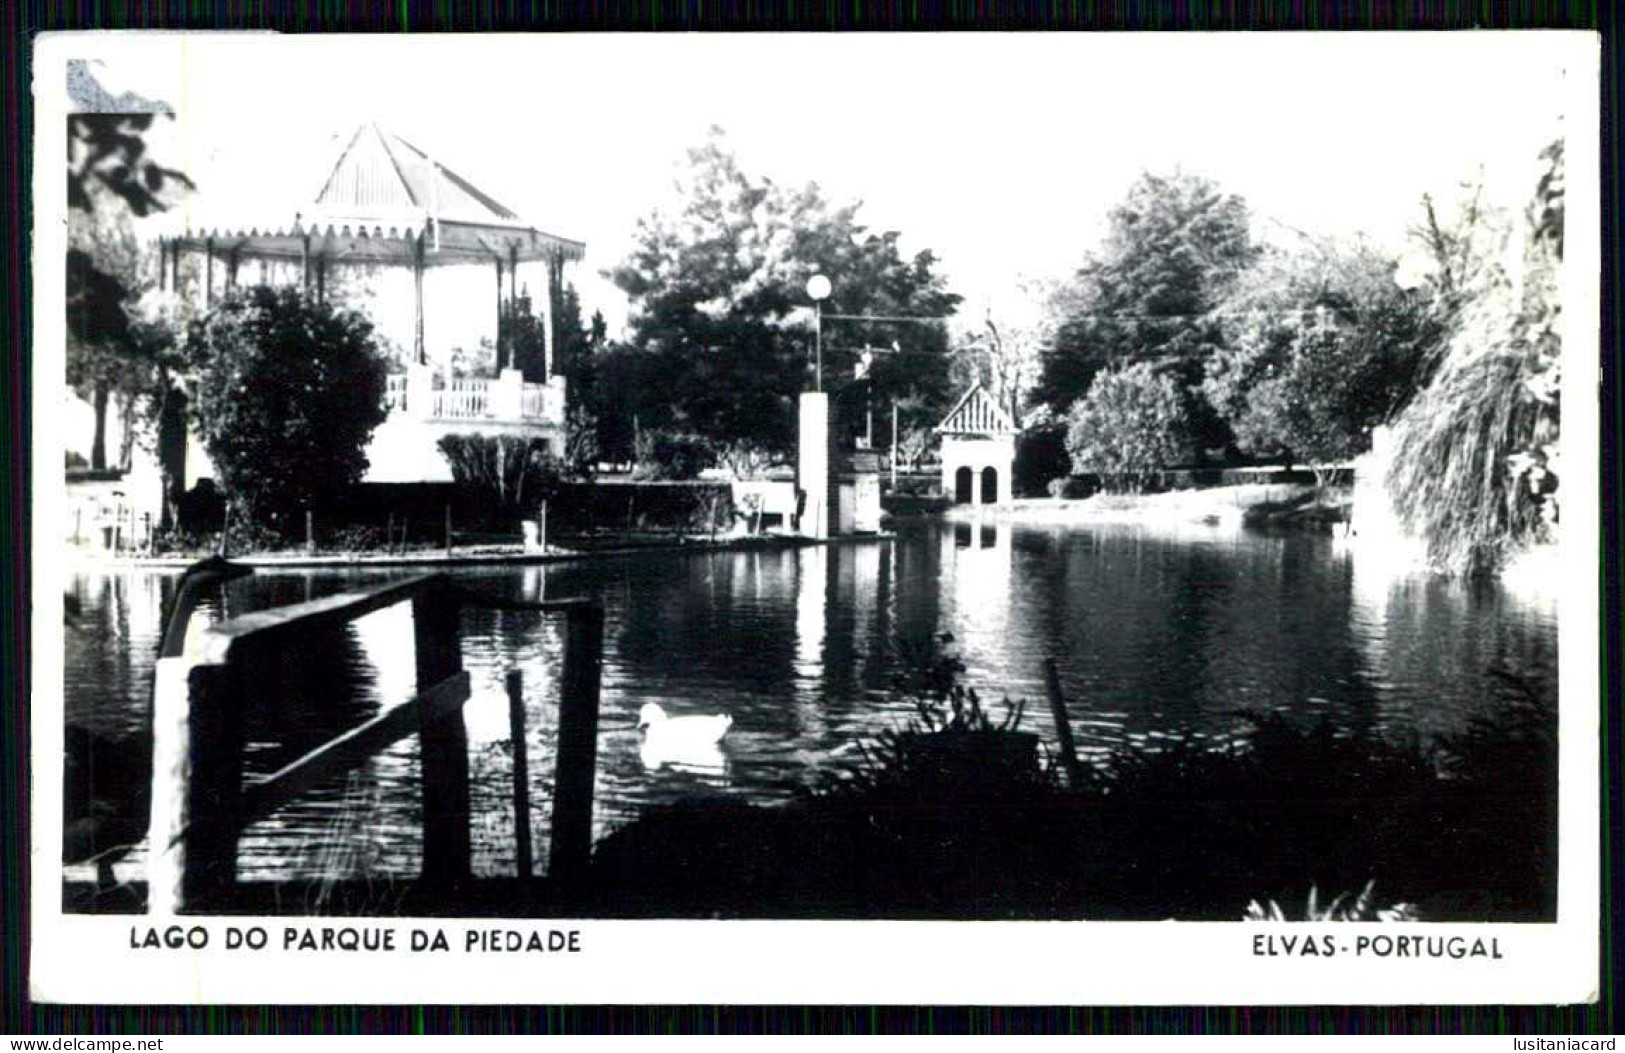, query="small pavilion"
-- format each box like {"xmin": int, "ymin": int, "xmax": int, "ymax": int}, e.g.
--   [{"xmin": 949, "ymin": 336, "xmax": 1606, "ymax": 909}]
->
[
  {"xmin": 936, "ymin": 383, "xmax": 1018, "ymax": 506},
  {"xmin": 157, "ymin": 123, "xmax": 585, "ymax": 482}
]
